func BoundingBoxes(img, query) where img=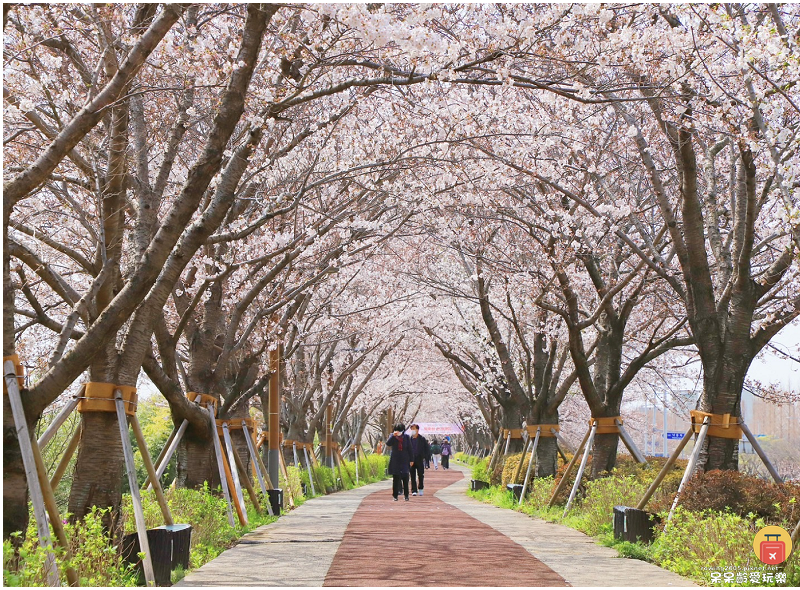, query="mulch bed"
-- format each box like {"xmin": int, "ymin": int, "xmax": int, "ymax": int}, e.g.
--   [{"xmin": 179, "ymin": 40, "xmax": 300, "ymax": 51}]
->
[{"xmin": 324, "ymin": 467, "xmax": 569, "ymax": 587}]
